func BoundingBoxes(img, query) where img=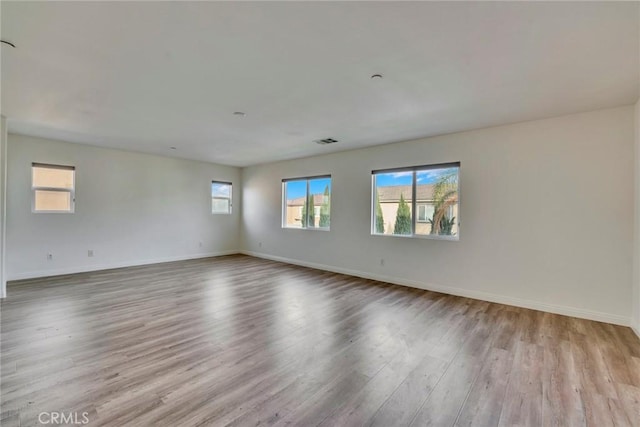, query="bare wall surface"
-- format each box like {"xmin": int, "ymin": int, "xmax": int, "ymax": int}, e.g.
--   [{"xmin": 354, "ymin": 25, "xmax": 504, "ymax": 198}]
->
[
  {"xmin": 633, "ymin": 7, "xmax": 640, "ymax": 336},
  {"xmin": 0, "ymin": 116, "xmax": 7, "ymax": 297},
  {"xmin": 7, "ymin": 134, "xmax": 241, "ymax": 280},
  {"xmin": 242, "ymin": 106, "xmax": 635, "ymax": 325},
  {"xmin": 634, "ymin": 99, "xmax": 640, "ymax": 334}
]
